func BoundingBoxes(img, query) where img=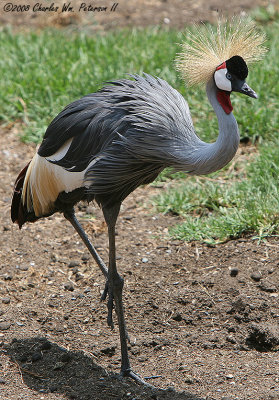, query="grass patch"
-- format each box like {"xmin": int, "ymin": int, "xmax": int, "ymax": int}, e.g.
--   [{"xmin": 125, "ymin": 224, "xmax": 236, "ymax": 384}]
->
[{"xmin": 0, "ymin": 26, "xmax": 184, "ymax": 142}]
